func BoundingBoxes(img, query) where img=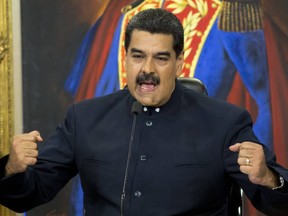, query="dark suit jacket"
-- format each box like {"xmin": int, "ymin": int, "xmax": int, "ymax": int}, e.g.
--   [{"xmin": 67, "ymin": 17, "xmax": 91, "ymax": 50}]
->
[{"xmin": 0, "ymin": 81, "xmax": 288, "ymax": 215}]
